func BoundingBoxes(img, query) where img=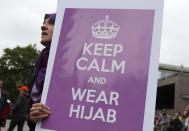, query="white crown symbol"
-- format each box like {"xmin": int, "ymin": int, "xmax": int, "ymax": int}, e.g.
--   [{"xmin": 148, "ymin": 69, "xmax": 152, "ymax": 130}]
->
[{"xmin": 91, "ymin": 15, "xmax": 120, "ymax": 39}]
